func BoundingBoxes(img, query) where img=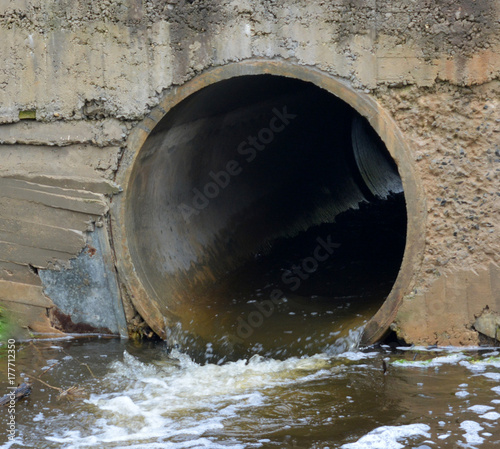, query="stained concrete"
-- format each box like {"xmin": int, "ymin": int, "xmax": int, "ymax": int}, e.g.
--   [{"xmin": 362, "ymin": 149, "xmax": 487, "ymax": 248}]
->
[
  {"xmin": 474, "ymin": 309, "xmax": 500, "ymax": 342},
  {"xmin": 39, "ymin": 227, "xmax": 127, "ymax": 337},
  {"xmin": 0, "ymin": 0, "xmax": 498, "ymax": 344}
]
